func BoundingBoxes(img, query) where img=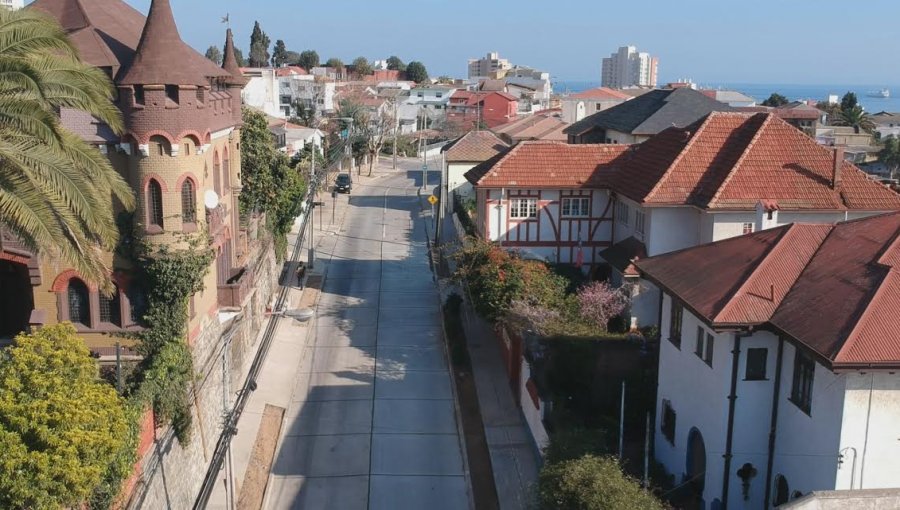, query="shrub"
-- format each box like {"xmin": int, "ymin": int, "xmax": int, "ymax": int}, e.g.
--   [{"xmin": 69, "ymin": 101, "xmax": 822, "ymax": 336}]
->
[
  {"xmin": 577, "ymin": 281, "xmax": 630, "ymax": 333},
  {"xmin": 538, "ymin": 455, "xmax": 664, "ymax": 510},
  {"xmin": 544, "ymin": 427, "xmax": 613, "ymax": 464}
]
